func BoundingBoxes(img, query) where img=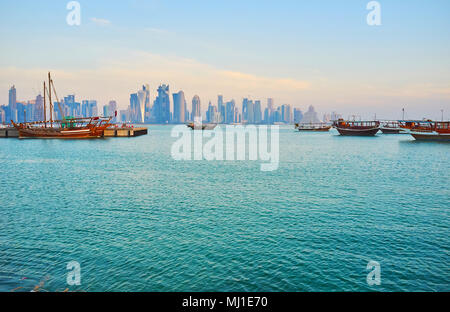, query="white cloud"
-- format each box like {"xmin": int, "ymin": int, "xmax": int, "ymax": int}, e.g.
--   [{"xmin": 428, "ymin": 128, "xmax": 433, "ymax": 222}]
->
[
  {"xmin": 0, "ymin": 51, "xmax": 312, "ymax": 110},
  {"xmin": 90, "ymin": 17, "xmax": 111, "ymax": 26}
]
